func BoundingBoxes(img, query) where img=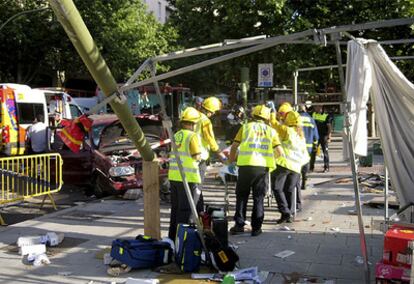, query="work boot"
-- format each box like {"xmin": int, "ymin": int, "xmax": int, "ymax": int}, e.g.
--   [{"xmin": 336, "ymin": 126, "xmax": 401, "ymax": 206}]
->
[
  {"xmin": 229, "ymin": 225, "xmax": 244, "ymax": 235},
  {"xmin": 251, "ymin": 228, "xmax": 262, "ymax": 237},
  {"xmin": 301, "ymin": 179, "xmax": 307, "ymax": 190},
  {"xmin": 276, "ymin": 214, "xmax": 292, "ymax": 224}
]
